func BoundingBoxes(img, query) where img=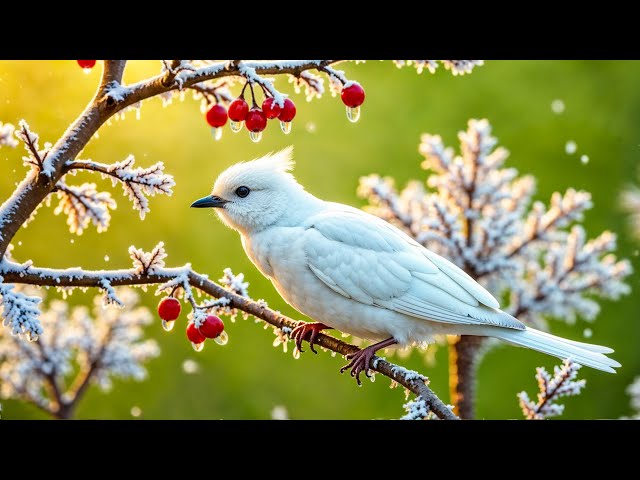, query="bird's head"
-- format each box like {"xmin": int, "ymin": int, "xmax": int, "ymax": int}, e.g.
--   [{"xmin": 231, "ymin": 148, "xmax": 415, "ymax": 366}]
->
[{"xmin": 191, "ymin": 146, "xmax": 305, "ymax": 234}]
